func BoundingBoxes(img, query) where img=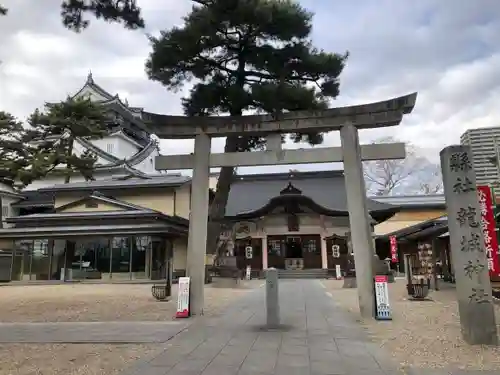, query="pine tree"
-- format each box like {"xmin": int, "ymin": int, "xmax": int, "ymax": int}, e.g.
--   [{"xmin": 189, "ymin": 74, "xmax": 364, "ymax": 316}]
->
[
  {"xmin": 0, "ymin": 111, "xmax": 47, "ymax": 228},
  {"xmin": 0, "ymin": 111, "xmax": 47, "ymax": 187},
  {"xmin": 145, "ymin": 0, "xmax": 348, "ymax": 254},
  {"xmin": 29, "ymin": 96, "xmax": 110, "ymax": 183},
  {"xmin": 1, "ymin": 1, "xmax": 144, "ymax": 31}
]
